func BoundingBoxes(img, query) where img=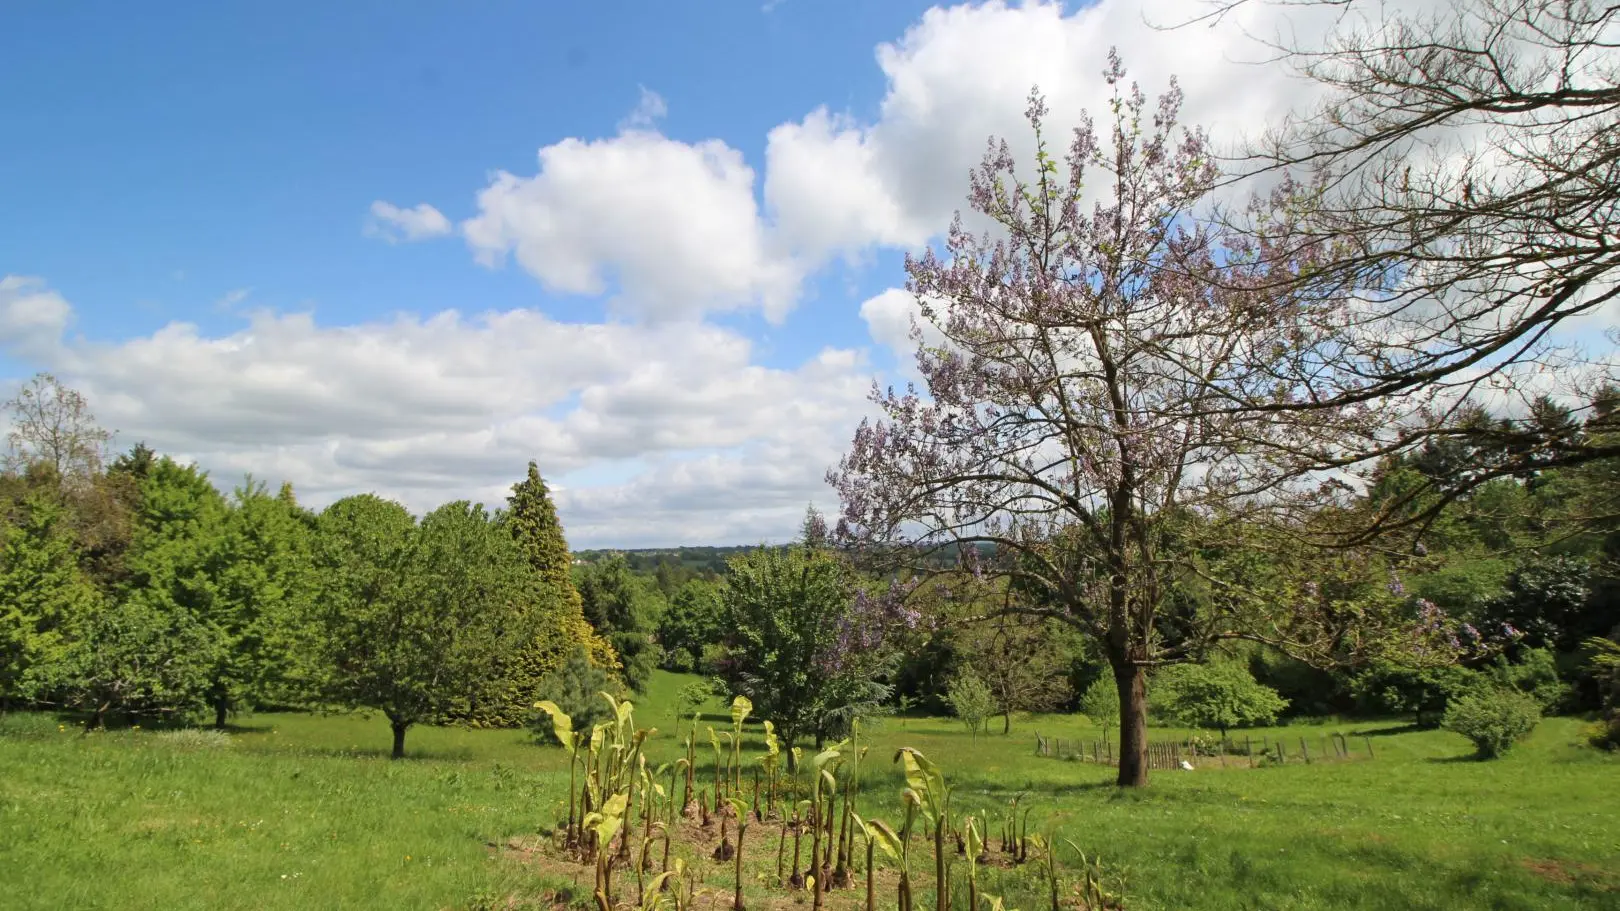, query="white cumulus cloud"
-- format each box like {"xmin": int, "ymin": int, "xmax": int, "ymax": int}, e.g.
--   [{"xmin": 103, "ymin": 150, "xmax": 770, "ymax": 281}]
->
[
  {"xmin": 0, "ymin": 276, "xmax": 873, "ymax": 547},
  {"xmin": 462, "ymin": 129, "xmax": 803, "ymax": 323},
  {"xmin": 366, "ymin": 201, "xmax": 453, "ymax": 243}
]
